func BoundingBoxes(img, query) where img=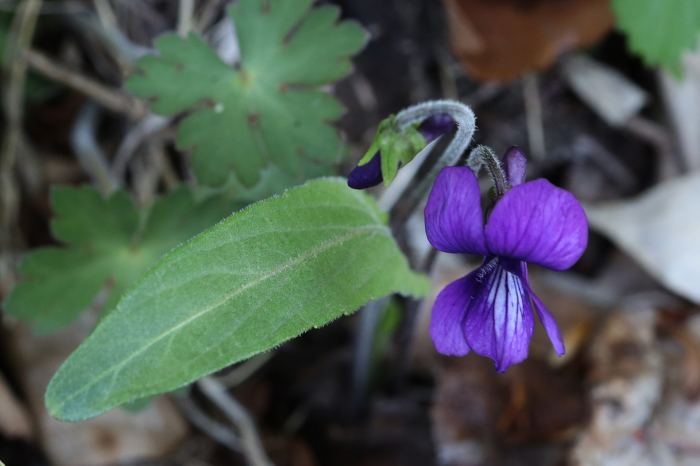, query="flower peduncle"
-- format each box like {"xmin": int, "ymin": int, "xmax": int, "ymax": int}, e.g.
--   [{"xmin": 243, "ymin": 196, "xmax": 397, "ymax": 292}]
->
[
  {"xmin": 394, "ymin": 100, "xmax": 476, "ymax": 178},
  {"xmin": 467, "ymin": 145, "xmax": 508, "ymax": 198},
  {"xmin": 380, "ymin": 100, "xmax": 475, "ymax": 213}
]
